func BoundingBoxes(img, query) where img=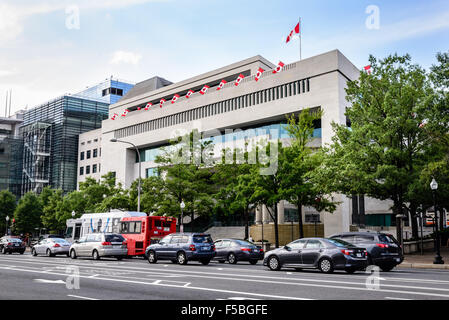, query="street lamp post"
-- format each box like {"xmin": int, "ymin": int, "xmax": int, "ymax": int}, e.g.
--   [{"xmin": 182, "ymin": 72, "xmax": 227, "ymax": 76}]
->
[
  {"xmin": 430, "ymin": 178, "xmax": 444, "ymax": 264},
  {"xmin": 180, "ymin": 200, "xmax": 185, "ymax": 233},
  {"xmin": 110, "ymin": 138, "xmax": 142, "ymax": 213},
  {"xmin": 5, "ymin": 216, "xmax": 9, "ymax": 235}
]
